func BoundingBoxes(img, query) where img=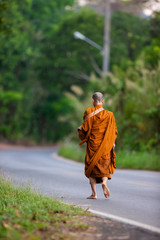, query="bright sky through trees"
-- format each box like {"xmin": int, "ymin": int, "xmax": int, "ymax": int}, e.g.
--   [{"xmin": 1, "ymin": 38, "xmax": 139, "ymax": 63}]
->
[{"xmin": 78, "ymin": 0, "xmax": 160, "ymax": 16}]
